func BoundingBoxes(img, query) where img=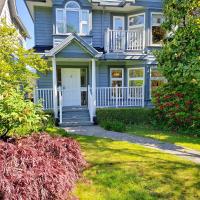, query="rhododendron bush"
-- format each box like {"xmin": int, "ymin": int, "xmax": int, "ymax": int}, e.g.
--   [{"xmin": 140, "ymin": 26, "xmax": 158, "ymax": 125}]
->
[
  {"xmin": 0, "ymin": 133, "xmax": 86, "ymax": 200},
  {"xmin": 153, "ymin": 84, "xmax": 200, "ymax": 133}
]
